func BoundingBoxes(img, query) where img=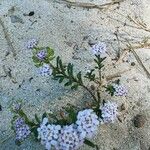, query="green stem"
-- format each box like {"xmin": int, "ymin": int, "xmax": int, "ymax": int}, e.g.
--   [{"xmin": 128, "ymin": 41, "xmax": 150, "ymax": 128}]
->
[{"xmin": 49, "ymin": 63, "xmax": 98, "ymax": 102}]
